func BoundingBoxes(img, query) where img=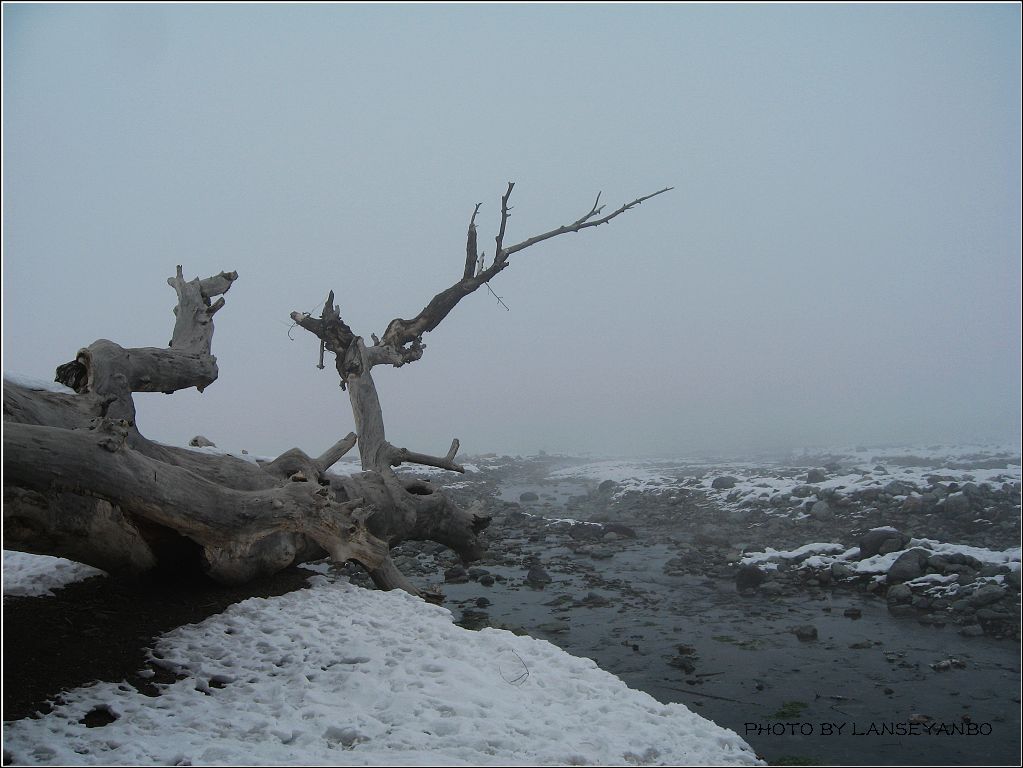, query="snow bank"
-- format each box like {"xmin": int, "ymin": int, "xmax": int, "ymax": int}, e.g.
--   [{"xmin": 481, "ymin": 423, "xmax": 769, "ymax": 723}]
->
[
  {"xmin": 3, "ymin": 551, "xmax": 106, "ymax": 597},
  {"xmin": 3, "ymin": 574, "xmax": 762, "ymax": 766}
]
